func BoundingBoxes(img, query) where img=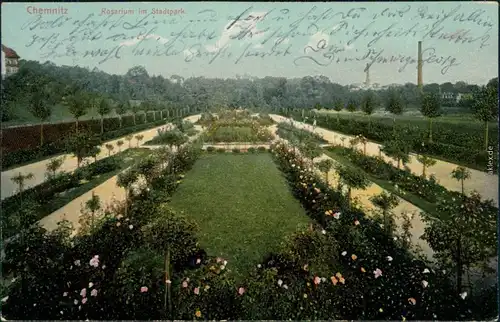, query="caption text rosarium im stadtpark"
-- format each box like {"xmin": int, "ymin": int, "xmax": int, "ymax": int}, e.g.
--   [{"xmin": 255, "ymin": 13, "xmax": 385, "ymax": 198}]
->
[{"xmin": 25, "ymin": 6, "xmax": 185, "ymax": 16}]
